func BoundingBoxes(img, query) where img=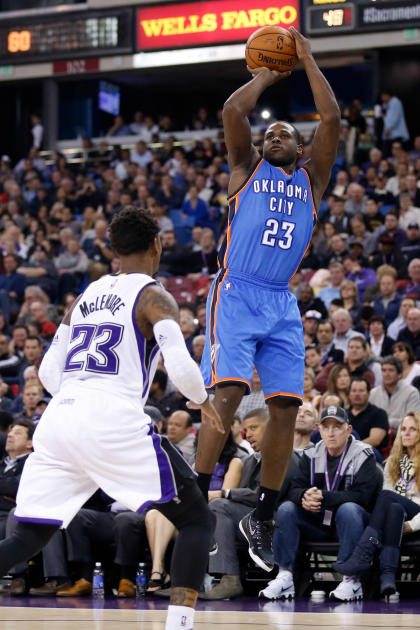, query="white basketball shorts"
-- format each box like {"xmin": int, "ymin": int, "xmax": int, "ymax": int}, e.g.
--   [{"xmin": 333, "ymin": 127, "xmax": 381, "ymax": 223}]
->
[{"xmin": 14, "ymin": 385, "xmax": 177, "ymax": 528}]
